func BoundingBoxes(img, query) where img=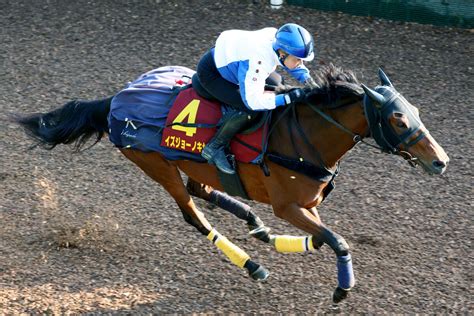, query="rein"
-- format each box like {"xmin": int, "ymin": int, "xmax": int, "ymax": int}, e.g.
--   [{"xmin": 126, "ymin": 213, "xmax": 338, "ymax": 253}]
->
[
  {"xmin": 260, "ymin": 102, "xmax": 338, "ymax": 183},
  {"xmin": 263, "ymin": 97, "xmax": 365, "ymax": 178},
  {"xmin": 306, "ymin": 103, "xmax": 377, "ymax": 149},
  {"xmin": 263, "ymin": 90, "xmax": 425, "ymax": 178},
  {"xmin": 309, "ymin": 99, "xmax": 422, "ymax": 168}
]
